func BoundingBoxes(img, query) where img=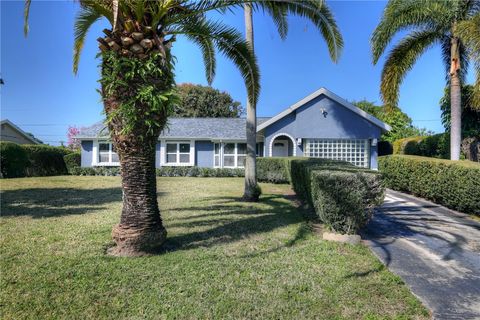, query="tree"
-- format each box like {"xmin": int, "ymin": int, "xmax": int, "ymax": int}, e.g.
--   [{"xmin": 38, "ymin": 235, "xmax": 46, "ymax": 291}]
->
[
  {"xmin": 371, "ymin": 0, "xmax": 480, "ymax": 160},
  {"xmin": 67, "ymin": 126, "xmax": 82, "ymax": 151},
  {"xmin": 172, "ymin": 83, "xmax": 243, "ymax": 118},
  {"xmin": 353, "ymin": 100, "xmax": 432, "ymax": 142},
  {"xmin": 241, "ymin": 0, "xmax": 343, "ymax": 201},
  {"xmin": 24, "ymin": 0, "xmax": 261, "ymax": 256},
  {"xmin": 440, "ymin": 85, "xmax": 480, "ymax": 138}
]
